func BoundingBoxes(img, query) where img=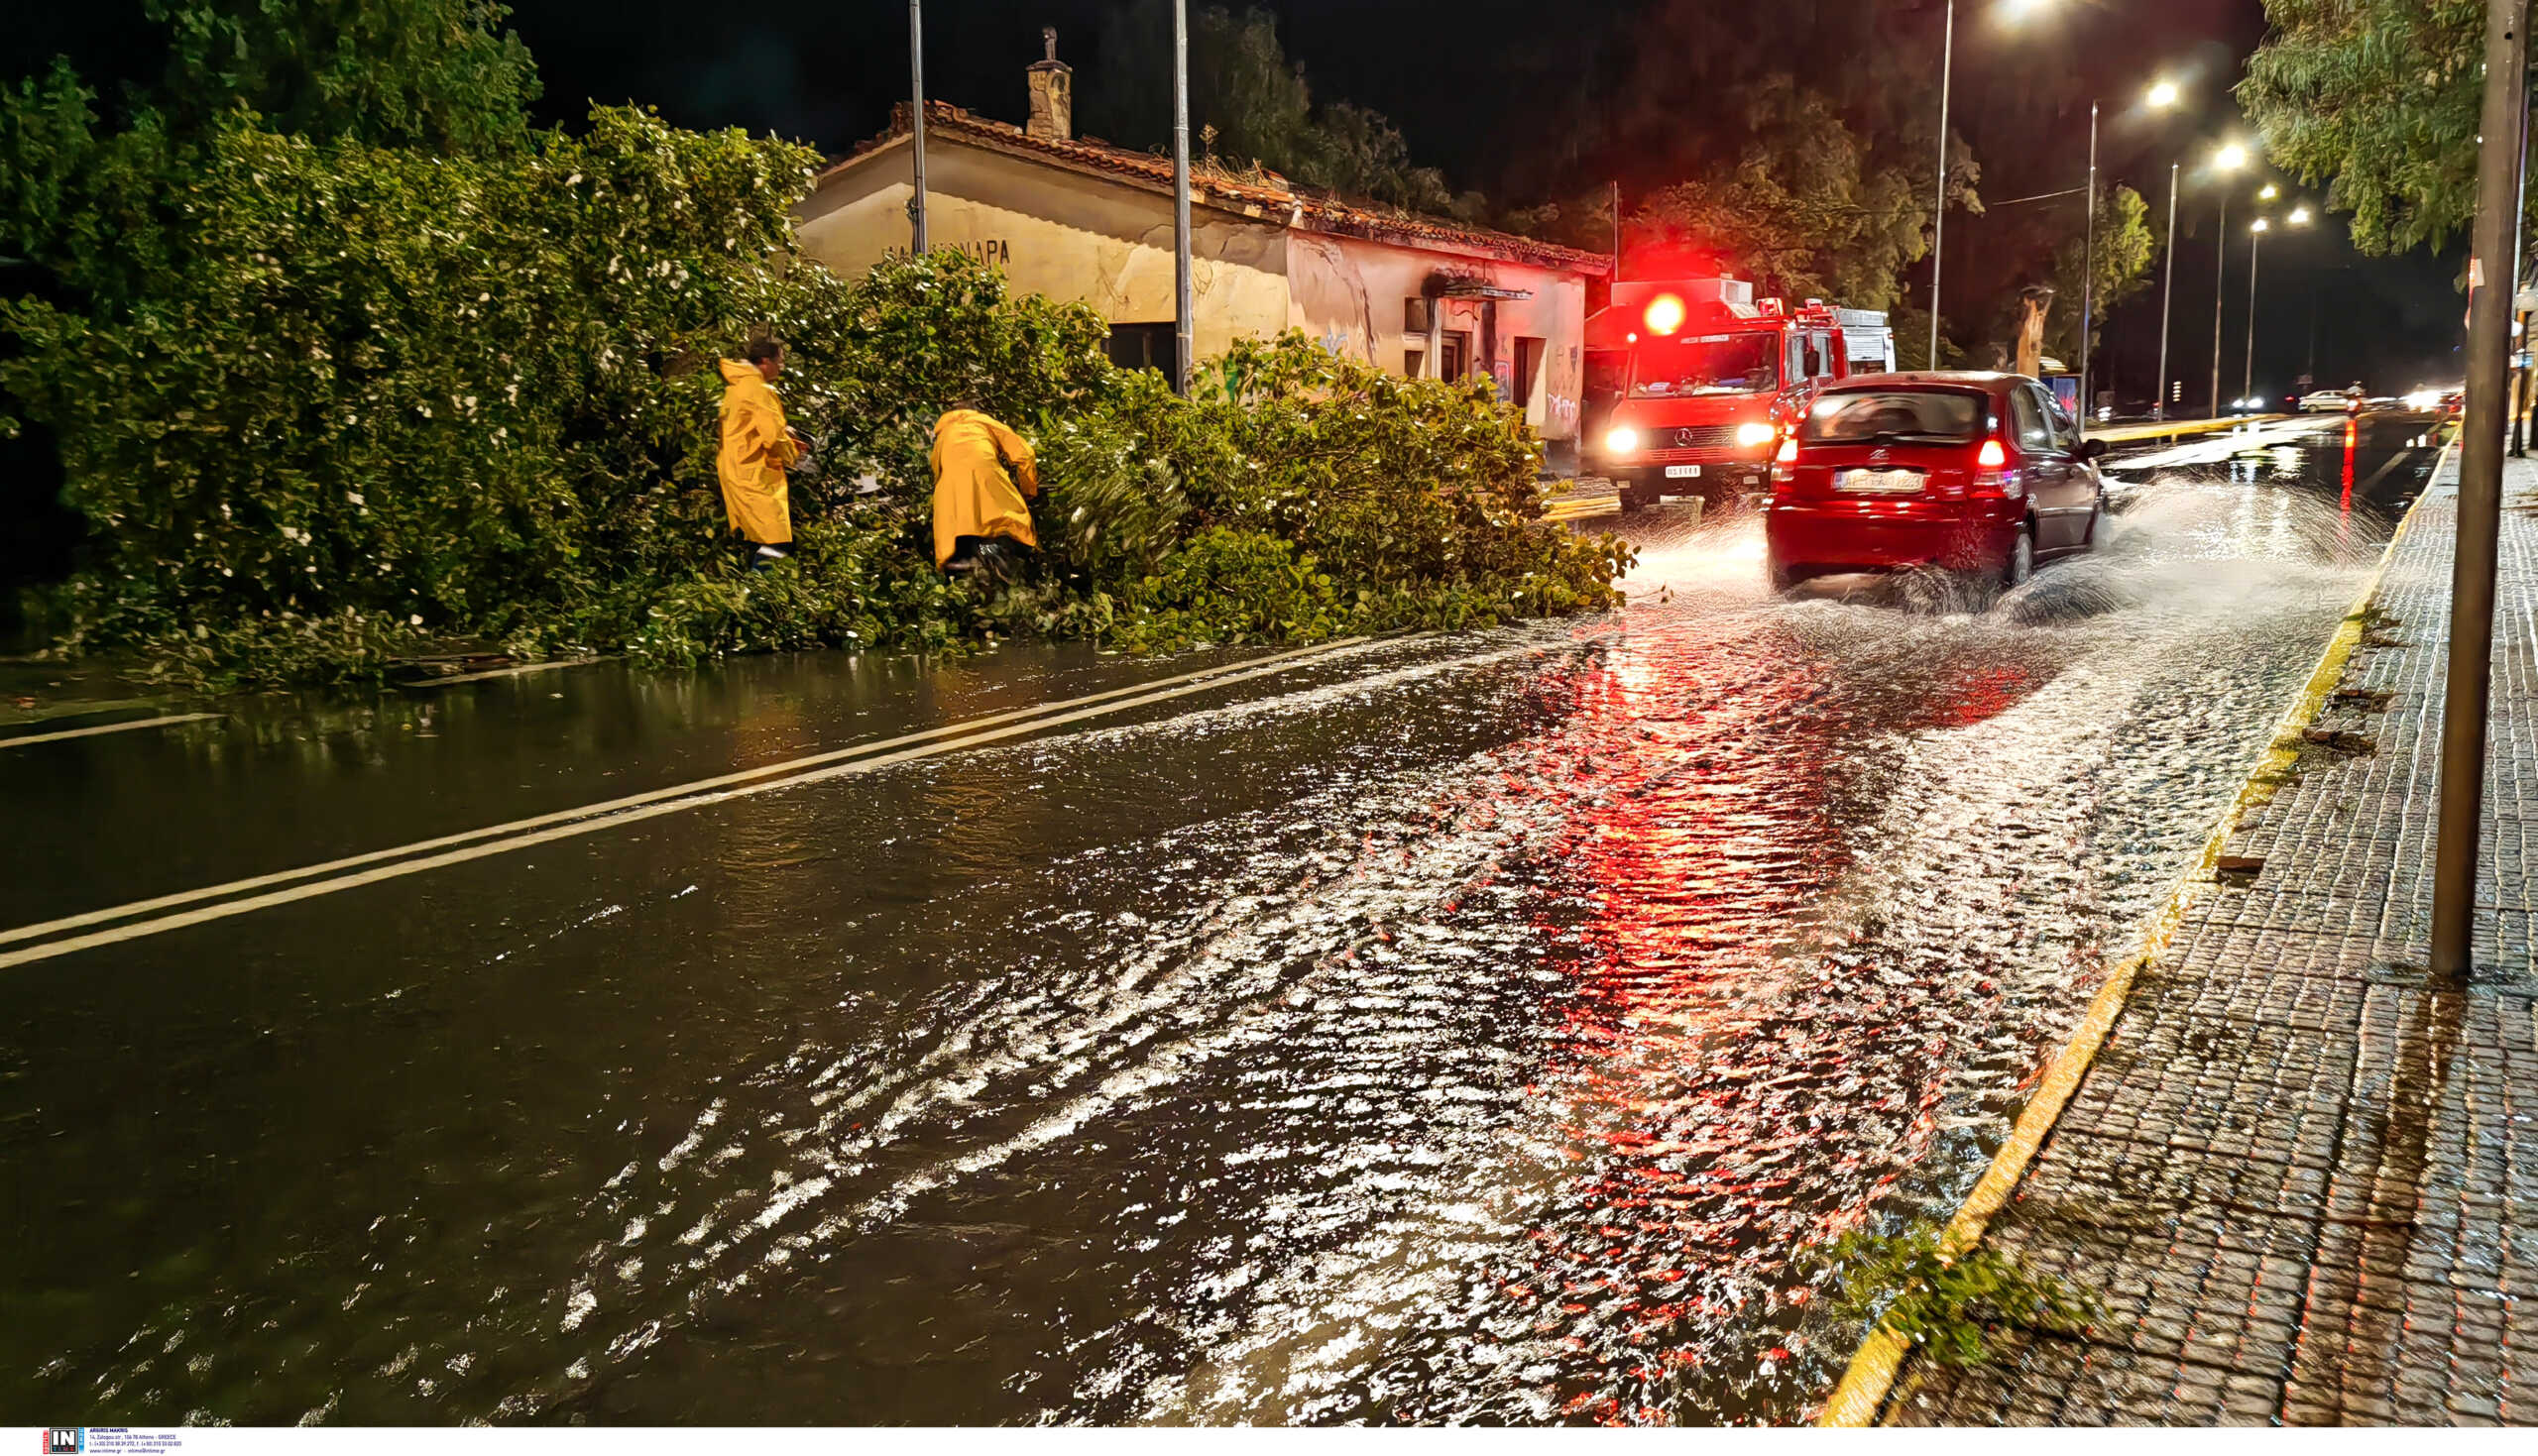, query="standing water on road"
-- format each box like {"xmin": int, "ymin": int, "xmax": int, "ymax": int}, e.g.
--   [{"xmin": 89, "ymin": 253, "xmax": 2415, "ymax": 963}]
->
[{"xmin": 3, "ymin": 433, "xmax": 2426, "ymax": 1424}]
